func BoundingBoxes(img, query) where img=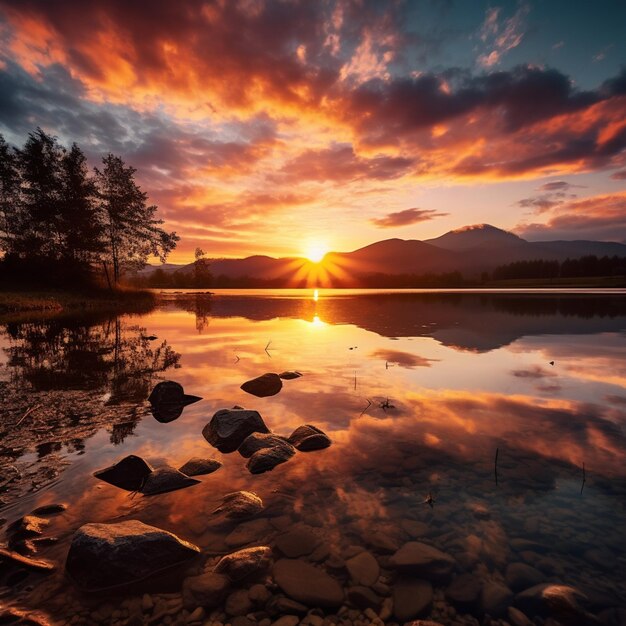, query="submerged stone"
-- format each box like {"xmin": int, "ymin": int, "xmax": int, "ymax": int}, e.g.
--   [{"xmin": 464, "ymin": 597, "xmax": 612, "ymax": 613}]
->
[
  {"xmin": 31, "ymin": 503, "xmax": 67, "ymax": 516},
  {"xmin": 182, "ymin": 572, "xmax": 230, "ymax": 610},
  {"xmin": 287, "ymin": 425, "xmax": 331, "ymax": 451},
  {"xmin": 178, "ymin": 457, "xmax": 222, "ymax": 476},
  {"xmin": 140, "ymin": 466, "xmax": 200, "ymax": 496},
  {"xmin": 7, "ymin": 515, "xmax": 49, "ymax": 539},
  {"xmin": 273, "ymin": 559, "xmax": 344, "ymax": 608},
  {"xmin": 214, "ymin": 546, "xmax": 272, "ymax": 582},
  {"xmin": 389, "ymin": 542, "xmax": 456, "ymax": 582},
  {"xmin": 279, "ymin": 371, "xmax": 303, "ymax": 380},
  {"xmin": 240, "ymin": 373, "xmax": 283, "ymax": 397},
  {"xmin": 213, "ymin": 491, "xmax": 264, "ymax": 520},
  {"xmin": 203, "ymin": 409, "xmax": 270, "ymax": 453},
  {"xmin": 393, "ymin": 578, "xmax": 433, "ymax": 622},
  {"xmin": 94, "ymin": 455, "xmax": 153, "ymax": 492},
  {"xmin": 65, "ymin": 520, "xmax": 200, "ymax": 591}
]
